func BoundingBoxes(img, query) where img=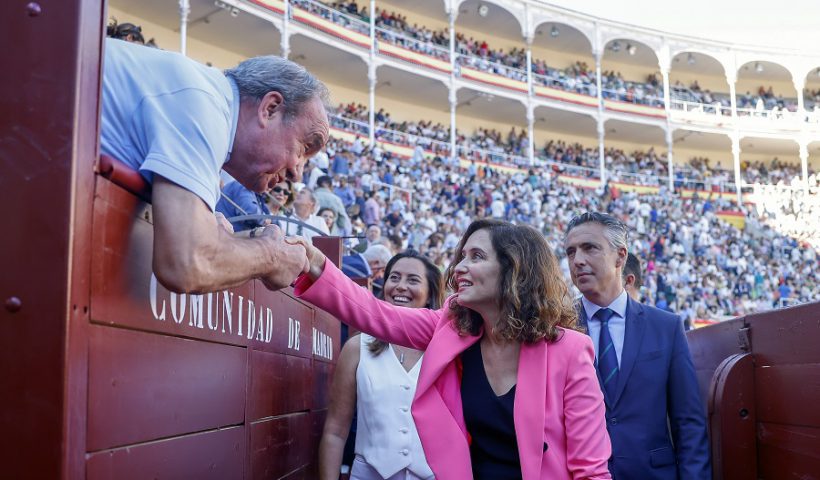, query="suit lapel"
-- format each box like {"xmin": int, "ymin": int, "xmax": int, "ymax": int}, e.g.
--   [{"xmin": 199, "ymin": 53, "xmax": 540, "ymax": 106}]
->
[
  {"xmin": 515, "ymin": 340, "xmax": 548, "ymax": 480},
  {"xmin": 414, "ymin": 322, "xmax": 480, "ymax": 399},
  {"xmin": 611, "ymin": 298, "xmax": 645, "ymax": 406}
]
